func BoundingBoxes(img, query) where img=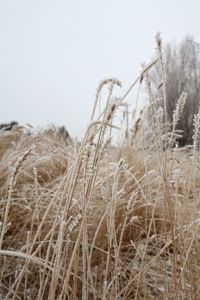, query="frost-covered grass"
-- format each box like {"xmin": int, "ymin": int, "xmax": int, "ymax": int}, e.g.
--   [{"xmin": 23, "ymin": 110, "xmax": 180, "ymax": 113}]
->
[{"xmin": 1, "ymin": 37, "xmax": 200, "ymax": 299}]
